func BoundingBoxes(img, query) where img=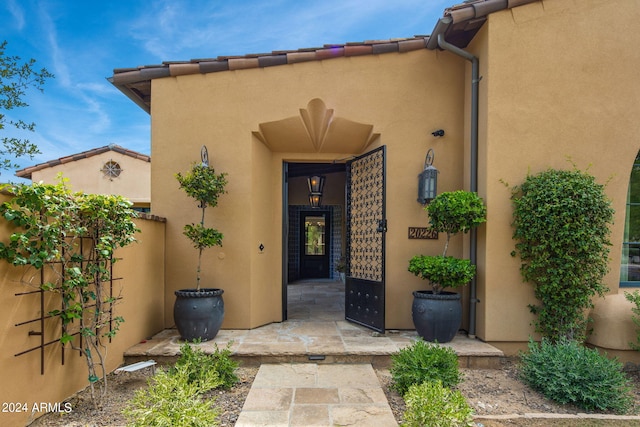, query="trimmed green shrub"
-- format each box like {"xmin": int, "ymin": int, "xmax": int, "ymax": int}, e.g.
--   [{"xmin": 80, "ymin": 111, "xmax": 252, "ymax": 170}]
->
[
  {"xmin": 402, "ymin": 380, "xmax": 474, "ymax": 427},
  {"xmin": 625, "ymin": 290, "xmax": 640, "ymax": 351},
  {"xmin": 520, "ymin": 338, "xmax": 634, "ymax": 414},
  {"xmin": 391, "ymin": 339, "xmax": 460, "ymax": 396},
  {"xmin": 173, "ymin": 341, "xmax": 239, "ymax": 390},
  {"xmin": 122, "ymin": 363, "xmax": 221, "ymax": 427},
  {"xmin": 510, "ymin": 168, "xmax": 614, "ymax": 343}
]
